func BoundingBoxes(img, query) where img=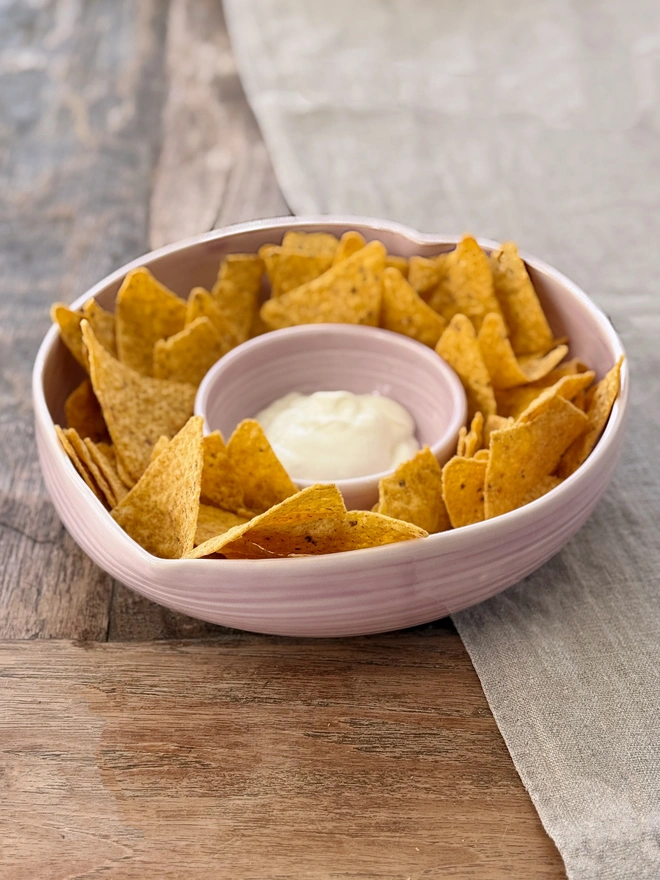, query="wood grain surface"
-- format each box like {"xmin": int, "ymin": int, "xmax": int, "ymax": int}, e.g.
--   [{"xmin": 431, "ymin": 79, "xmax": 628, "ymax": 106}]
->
[{"xmin": 0, "ymin": 637, "xmax": 564, "ymax": 880}]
